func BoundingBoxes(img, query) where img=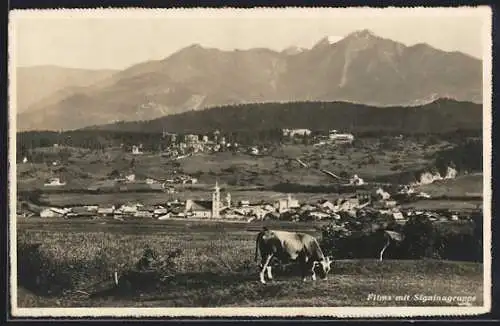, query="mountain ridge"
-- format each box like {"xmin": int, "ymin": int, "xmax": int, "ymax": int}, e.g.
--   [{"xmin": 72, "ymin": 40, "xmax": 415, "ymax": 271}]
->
[
  {"xmin": 17, "ymin": 29, "xmax": 483, "ymax": 131},
  {"xmin": 86, "ymin": 98, "xmax": 482, "ymax": 135},
  {"xmin": 16, "ymin": 66, "xmax": 118, "ymax": 114}
]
